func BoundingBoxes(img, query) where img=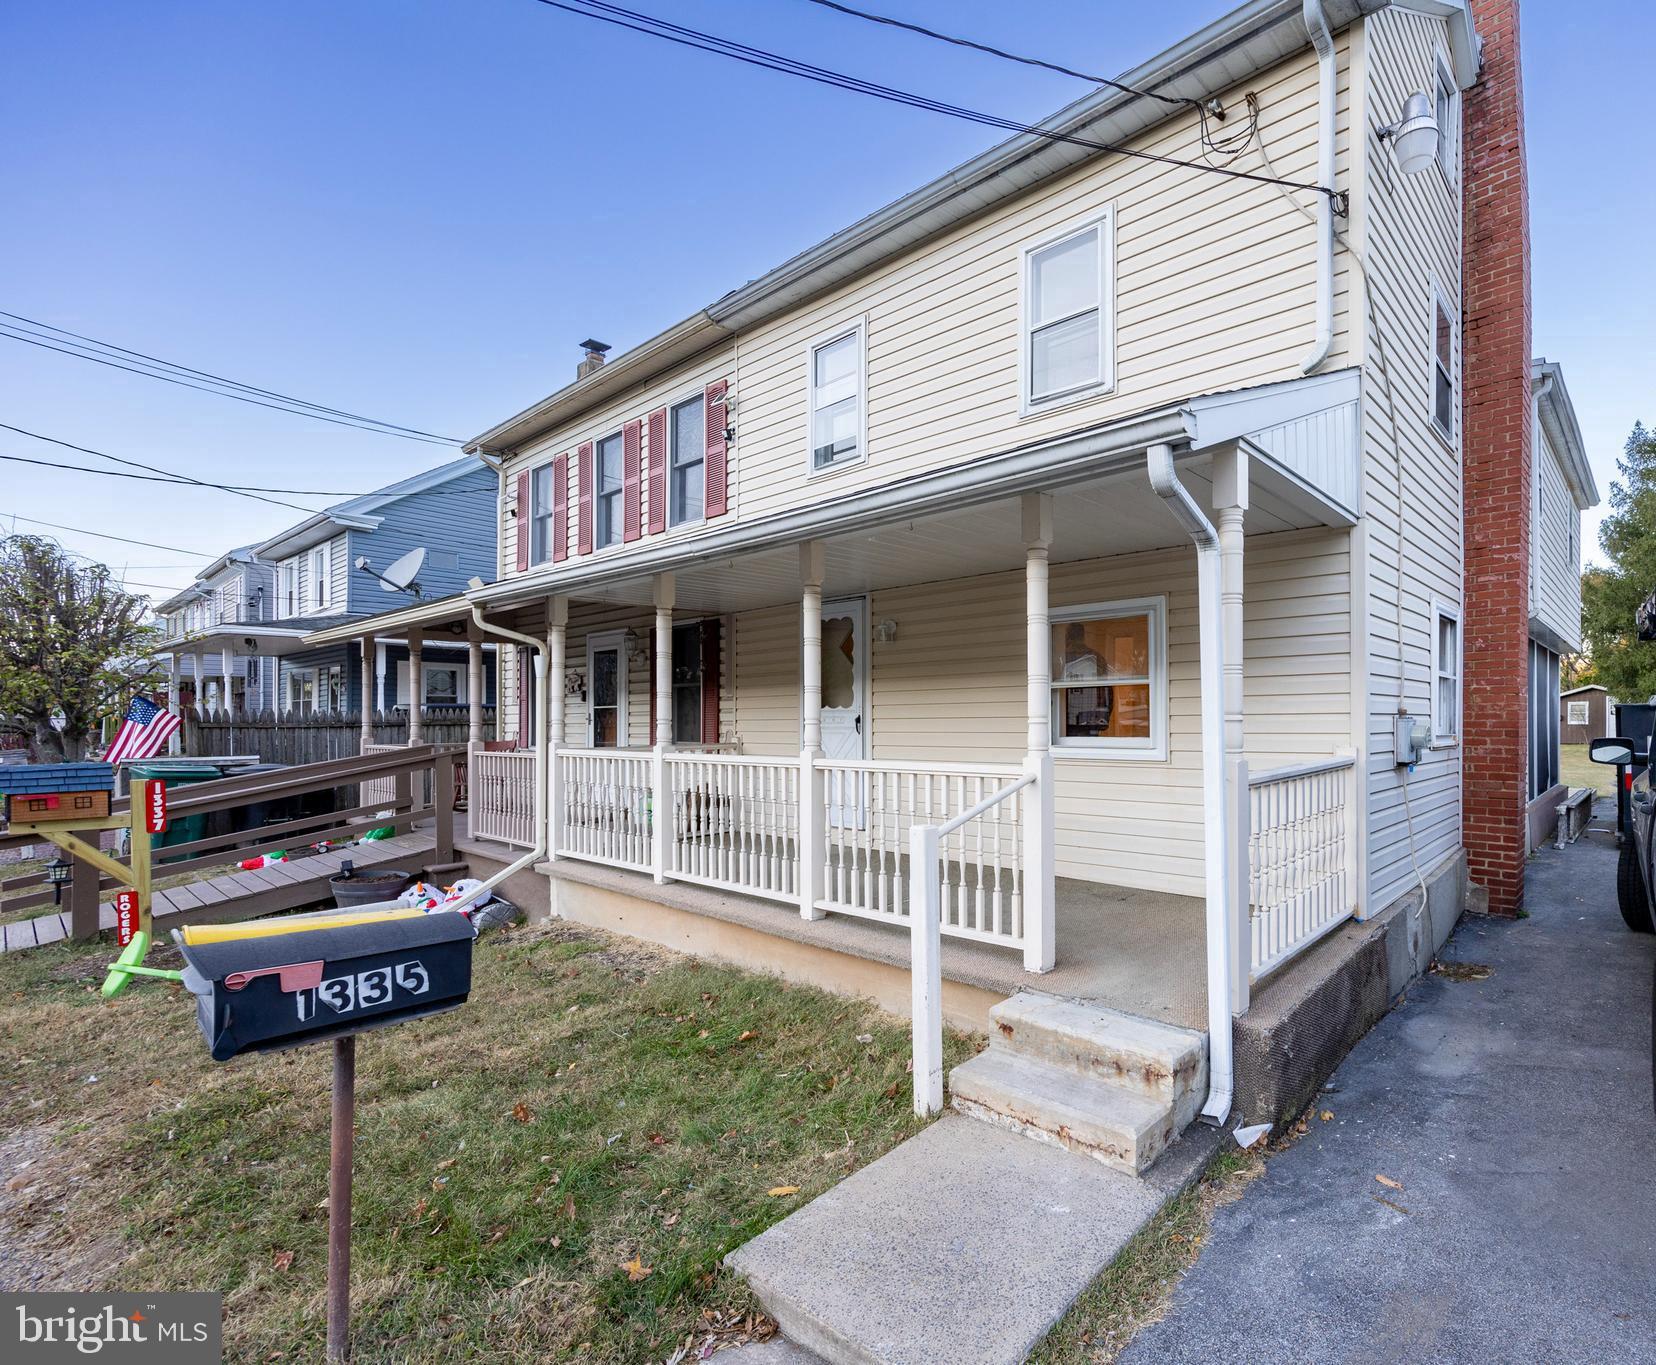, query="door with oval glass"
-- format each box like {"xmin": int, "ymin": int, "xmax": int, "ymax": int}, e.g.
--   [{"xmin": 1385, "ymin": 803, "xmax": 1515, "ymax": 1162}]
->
[{"xmin": 819, "ymin": 597, "xmax": 868, "ymax": 827}]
